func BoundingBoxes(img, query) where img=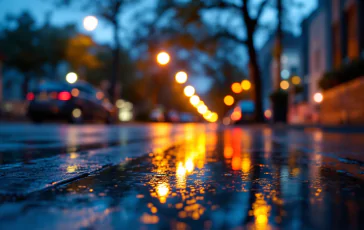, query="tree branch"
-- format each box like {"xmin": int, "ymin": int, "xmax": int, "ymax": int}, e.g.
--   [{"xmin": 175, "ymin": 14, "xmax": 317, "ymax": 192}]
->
[
  {"xmin": 201, "ymin": 1, "xmax": 242, "ymax": 11},
  {"xmin": 213, "ymin": 31, "xmax": 248, "ymax": 45},
  {"xmin": 253, "ymin": 0, "xmax": 270, "ymax": 26}
]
